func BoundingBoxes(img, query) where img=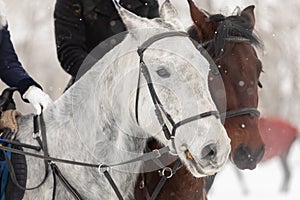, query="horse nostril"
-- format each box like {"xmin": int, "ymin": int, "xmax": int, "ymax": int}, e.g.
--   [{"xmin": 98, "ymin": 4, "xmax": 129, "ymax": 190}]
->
[
  {"xmin": 201, "ymin": 144, "xmax": 216, "ymax": 160},
  {"xmin": 235, "ymin": 145, "xmax": 250, "ymax": 159}
]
